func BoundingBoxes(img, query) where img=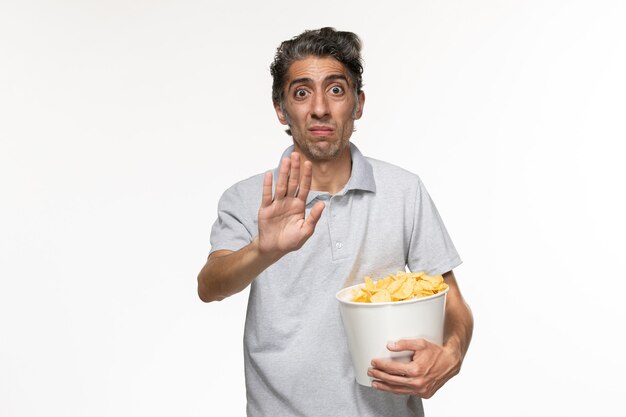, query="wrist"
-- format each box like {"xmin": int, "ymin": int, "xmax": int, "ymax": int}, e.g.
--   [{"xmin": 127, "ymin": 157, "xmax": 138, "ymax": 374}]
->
[
  {"xmin": 442, "ymin": 338, "xmax": 464, "ymax": 367},
  {"xmin": 251, "ymin": 237, "xmax": 285, "ymax": 265}
]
